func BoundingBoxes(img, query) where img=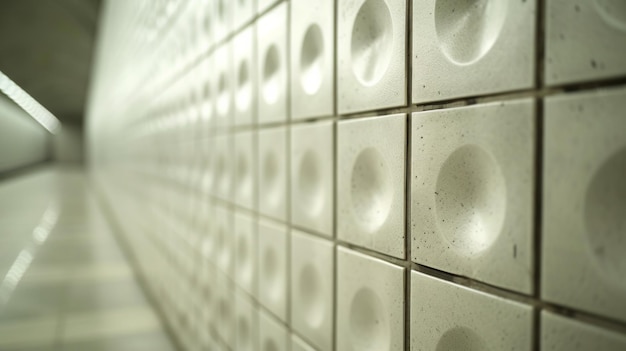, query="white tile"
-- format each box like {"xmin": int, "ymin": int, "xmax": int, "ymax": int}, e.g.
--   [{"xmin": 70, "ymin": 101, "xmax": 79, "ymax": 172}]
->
[
  {"xmin": 336, "ymin": 246, "xmax": 404, "ymax": 351},
  {"xmin": 545, "ymin": 0, "xmax": 626, "ymax": 85},
  {"xmin": 258, "ymin": 126, "xmax": 288, "ymax": 222},
  {"xmin": 257, "ymin": 0, "xmax": 281, "ymax": 15},
  {"xmin": 236, "ymin": 290, "xmax": 257, "ymax": 351},
  {"xmin": 215, "ymin": 205, "xmax": 234, "ymax": 277},
  {"xmin": 290, "ymin": 0, "xmax": 334, "ymax": 119},
  {"xmin": 200, "ymin": 137, "xmax": 215, "ymax": 194},
  {"xmin": 542, "ymin": 311, "xmax": 626, "ymax": 351},
  {"xmin": 213, "ymin": 43, "xmax": 234, "ymax": 130},
  {"xmin": 411, "ymin": 99, "xmax": 535, "ymax": 293},
  {"xmin": 234, "ymin": 130, "xmax": 256, "ymax": 210},
  {"xmin": 233, "ymin": 0, "xmax": 255, "ymax": 31},
  {"xmin": 233, "ymin": 26, "xmax": 256, "ymax": 127},
  {"xmin": 216, "ymin": 272, "xmax": 236, "ymax": 348},
  {"xmin": 258, "ymin": 309, "xmax": 289, "ymax": 351},
  {"xmin": 213, "ymin": 134, "xmax": 233, "ymax": 201},
  {"xmin": 410, "ymin": 271, "xmax": 533, "ymax": 351},
  {"xmin": 290, "ymin": 121, "xmax": 334, "ymax": 237},
  {"xmin": 337, "ymin": 0, "xmax": 406, "ymax": 114},
  {"xmin": 542, "ymin": 87, "xmax": 626, "ymax": 323},
  {"xmin": 337, "ymin": 114, "xmax": 406, "ymax": 258},
  {"xmin": 256, "ymin": 3, "xmax": 289, "ymax": 124},
  {"xmin": 196, "ymin": 0, "xmax": 213, "ymax": 53},
  {"xmin": 213, "ymin": 0, "xmax": 233, "ymax": 43},
  {"xmin": 257, "ymin": 219, "xmax": 288, "ymax": 321},
  {"xmin": 235, "ymin": 211, "xmax": 257, "ymax": 296},
  {"xmin": 412, "ymin": 0, "xmax": 535, "ymax": 103},
  {"xmin": 290, "ymin": 230, "xmax": 333, "ymax": 351}
]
